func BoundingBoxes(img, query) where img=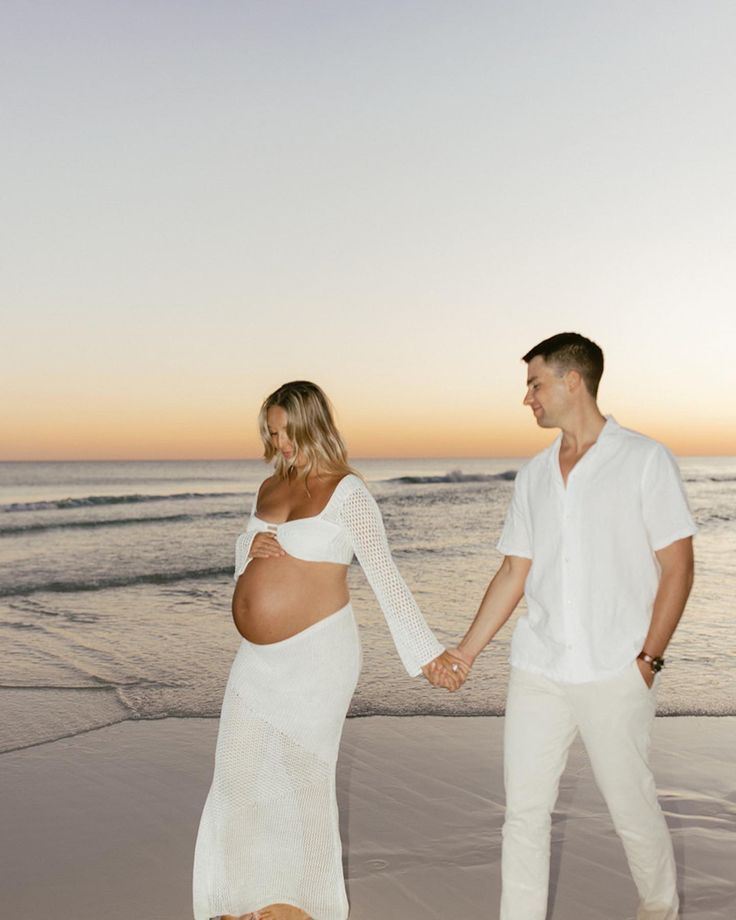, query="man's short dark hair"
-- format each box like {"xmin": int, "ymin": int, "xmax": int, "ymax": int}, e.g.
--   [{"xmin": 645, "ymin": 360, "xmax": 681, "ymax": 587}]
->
[{"xmin": 523, "ymin": 332, "xmax": 604, "ymax": 398}]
